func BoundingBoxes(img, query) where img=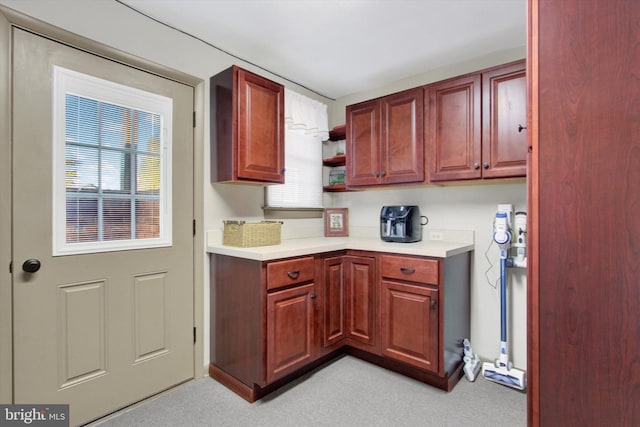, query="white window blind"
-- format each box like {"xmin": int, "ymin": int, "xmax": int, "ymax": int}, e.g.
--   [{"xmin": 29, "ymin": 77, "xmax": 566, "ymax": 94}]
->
[
  {"xmin": 52, "ymin": 66, "xmax": 173, "ymax": 256},
  {"xmin": 266, "ymin": 89, "xmax": 328, "ymax": 208}
]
